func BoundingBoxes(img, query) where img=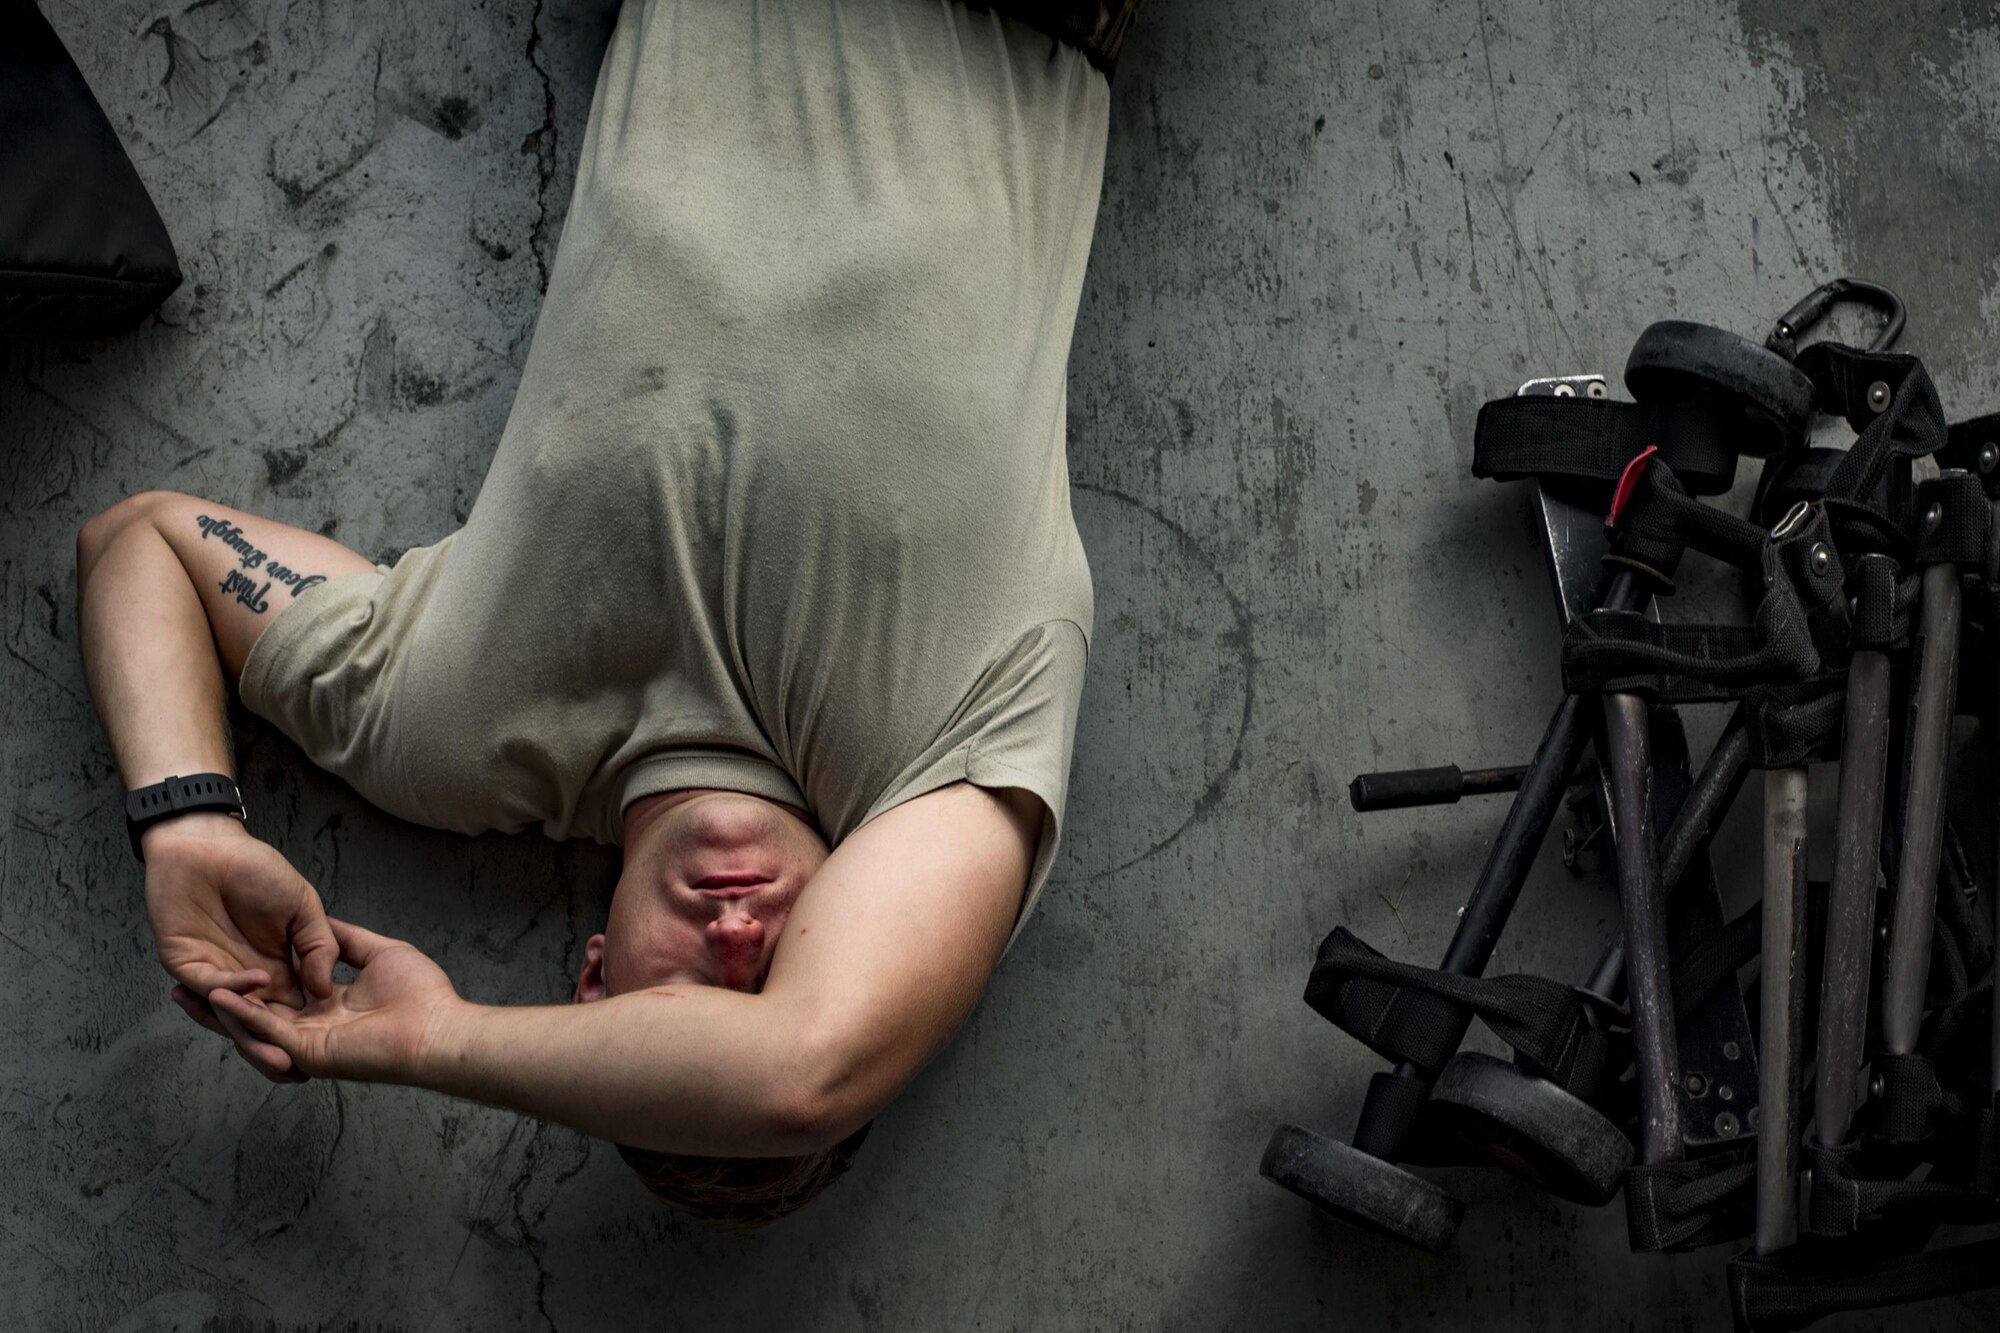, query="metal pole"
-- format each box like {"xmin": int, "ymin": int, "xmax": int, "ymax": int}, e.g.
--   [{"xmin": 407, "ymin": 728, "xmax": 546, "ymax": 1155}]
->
[
  {"xmin": 1881, "ymin": 561, "xmax": 1963, "ymax": 1056},
  {"xmin": 1756, "ymin": 767, "xmax": 1809, "ymax": 1253},
  {"xmin": 1589, "ymin": 707, "xmax": 1753, "ymax": 1012},
  {"xmin": 1815, "ymin": 646, "xmax": 1893, "ymax": 1145},
  {"xmin": 1603, "ymin": 689, "xmax": 1683, "ymax": 1163}
]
